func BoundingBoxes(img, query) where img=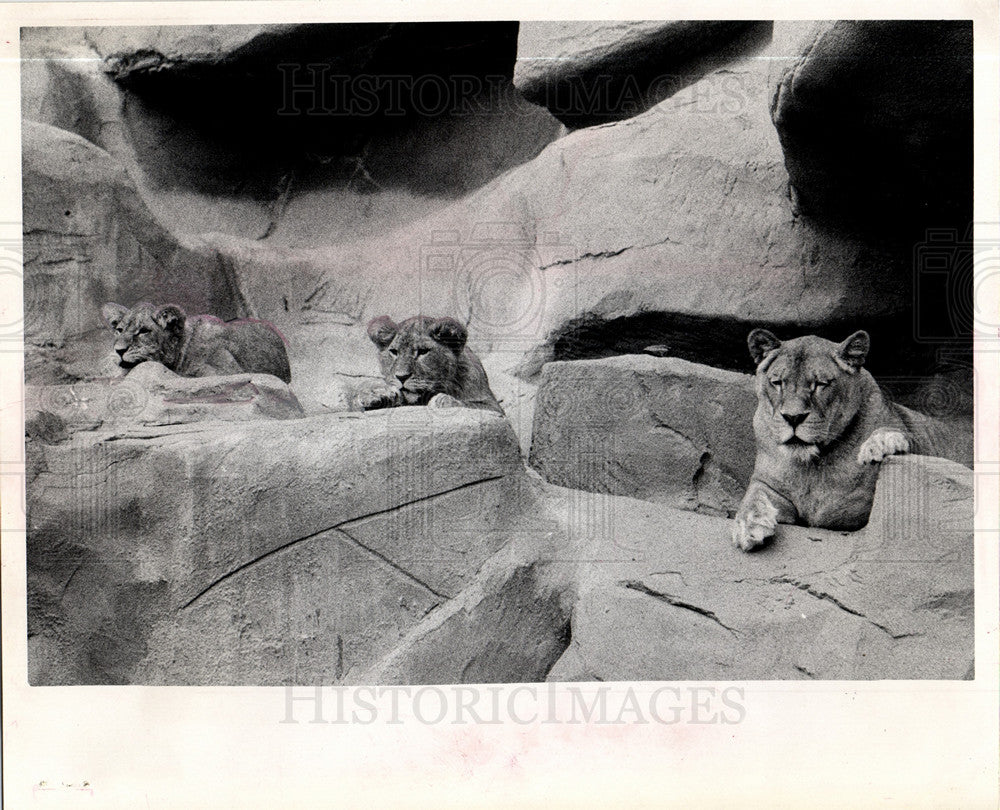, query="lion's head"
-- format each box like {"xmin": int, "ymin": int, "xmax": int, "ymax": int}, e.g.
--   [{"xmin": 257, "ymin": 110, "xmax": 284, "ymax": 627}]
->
[
  {"xmin": 747, "ymin": 328, "xmax": 871, "ymax": 461},
  {"xmin": 102, "ymin": 302, "xmax": 186, "ymax": 370},
  {"xmin": 367, "ymin": 316, "xmax": 468, "ymax": 405}
]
